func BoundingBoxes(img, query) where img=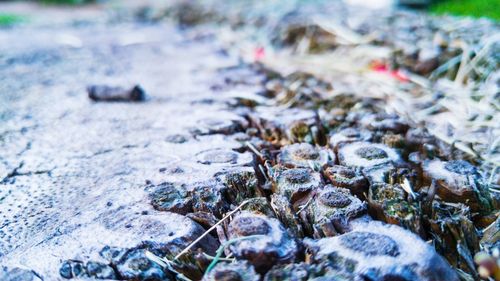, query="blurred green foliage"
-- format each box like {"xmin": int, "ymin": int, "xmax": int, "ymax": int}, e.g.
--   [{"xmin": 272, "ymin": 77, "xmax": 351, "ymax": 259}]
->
[
  {"xmin": 0, "ymin": 13, "xmax": 25, "ymax": 26},
  {"xmin": 430, "ymin": 0, "xmax": 500, "ymax": 21}
]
